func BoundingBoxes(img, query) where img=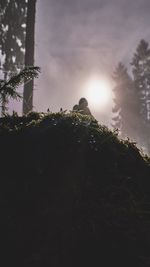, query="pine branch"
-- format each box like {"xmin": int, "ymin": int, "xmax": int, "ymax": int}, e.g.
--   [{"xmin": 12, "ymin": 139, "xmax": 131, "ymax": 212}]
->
[
  {"xmin": 4, "ymin": 66, "xmax": 40, "ymax": 90},
  {"xmin": 0, "ymin": 66, "xmax": 40, "ymax": 102}
]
